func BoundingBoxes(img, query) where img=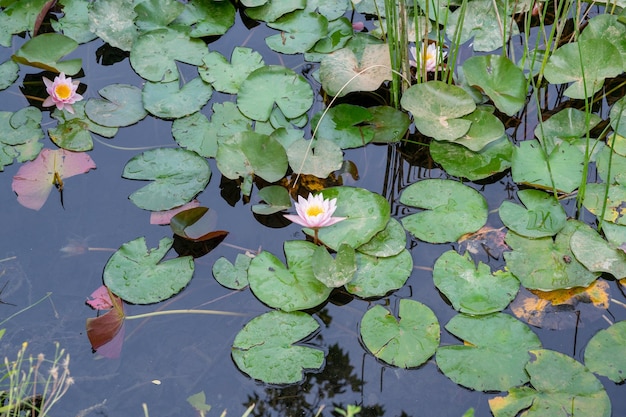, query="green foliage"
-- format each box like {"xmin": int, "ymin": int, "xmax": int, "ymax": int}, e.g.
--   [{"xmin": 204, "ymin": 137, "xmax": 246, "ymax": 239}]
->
[
  {"xmin": 85, "ymin": 84, "xmax": 148, "ymax": 128},
  {"xmin": 499, "ymin": 190, "xmax": 567, "ymax": 238},
  {"xmin": 49, "ymin": 102, "xmax": 118, "ymax": 151},
  {"xmin": 12, "ymin": 33, "xmax": 82, "ymax": 74},
  {"xmin": 585, "ymin": 321, "xmax": 626, "ymax": 383}
]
